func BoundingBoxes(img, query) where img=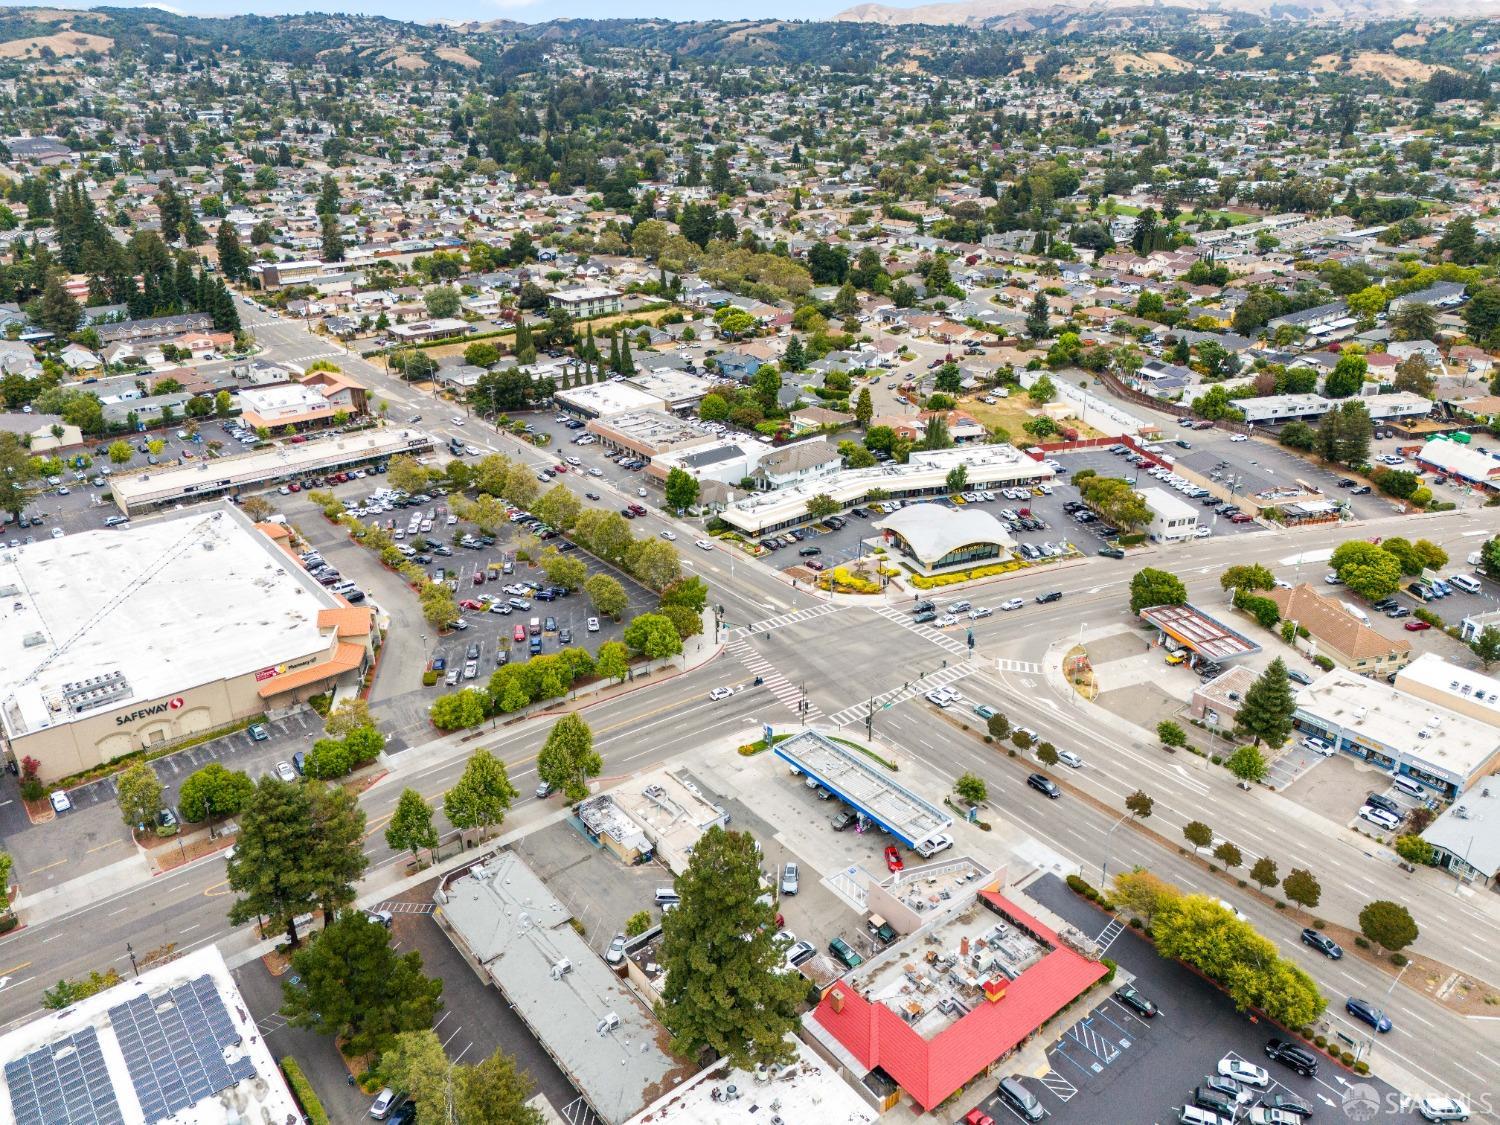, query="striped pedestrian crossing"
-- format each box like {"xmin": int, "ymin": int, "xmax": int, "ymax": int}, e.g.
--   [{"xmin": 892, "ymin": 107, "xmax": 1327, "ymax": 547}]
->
[
  {"xmin": 725, "ymin": 639, "xmax": 823, "ymax": 719},
  {"xmin": 869, "ymin": 605, "xmax": 969, "ymax": 657},
  {"xmin": 824, "ymin": 664, "xmax": 975, "ymax": 728},
  {"xmin": 735, "ymin": 602, "xmax": 839, "ymax": 637},
  {"xmin": 995, "ymin": 657, "xmax": 1043, "ymax": 674}
]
